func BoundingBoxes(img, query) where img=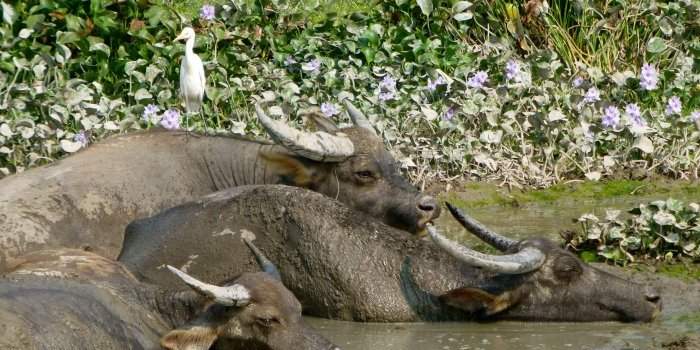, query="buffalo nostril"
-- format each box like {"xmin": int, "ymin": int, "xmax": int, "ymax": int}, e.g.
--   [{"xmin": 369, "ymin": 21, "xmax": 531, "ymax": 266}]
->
[
  {"xmin": 645, "ymin": 294, "xmax": 660, "ymax": 304},
  {"xmin": 417, "ymin": 197, "xmax": 437, "ymax": 213}
]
